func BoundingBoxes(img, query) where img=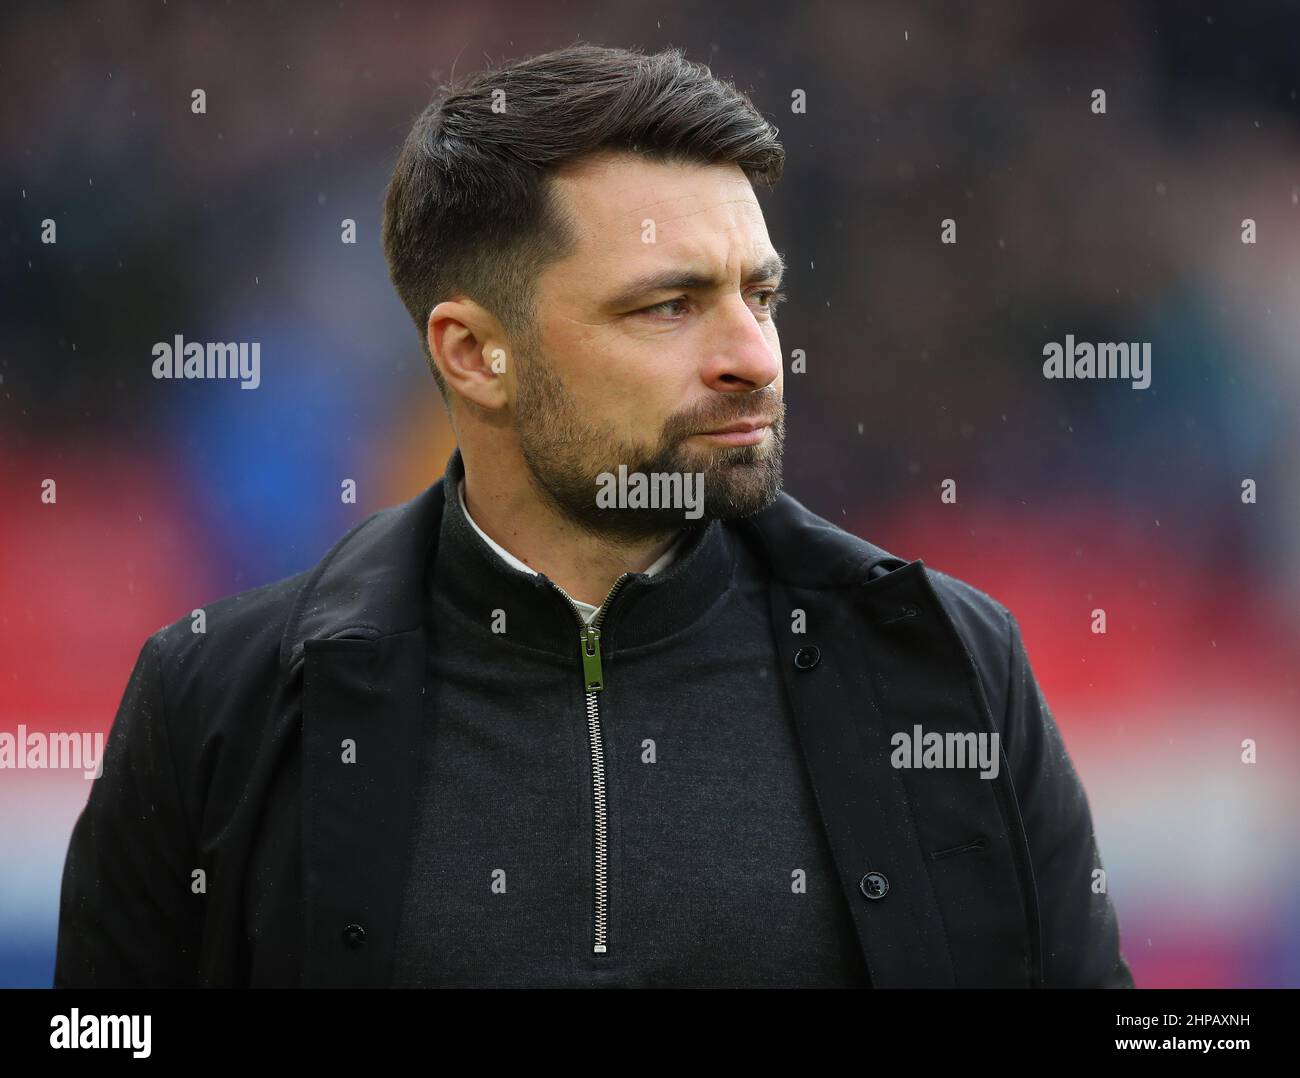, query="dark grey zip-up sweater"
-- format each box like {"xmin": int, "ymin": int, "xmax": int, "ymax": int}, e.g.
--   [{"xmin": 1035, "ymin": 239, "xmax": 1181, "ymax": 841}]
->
[{"xmin": 391, "ymin": 448, "xmax": 867, "ymax": 987}]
